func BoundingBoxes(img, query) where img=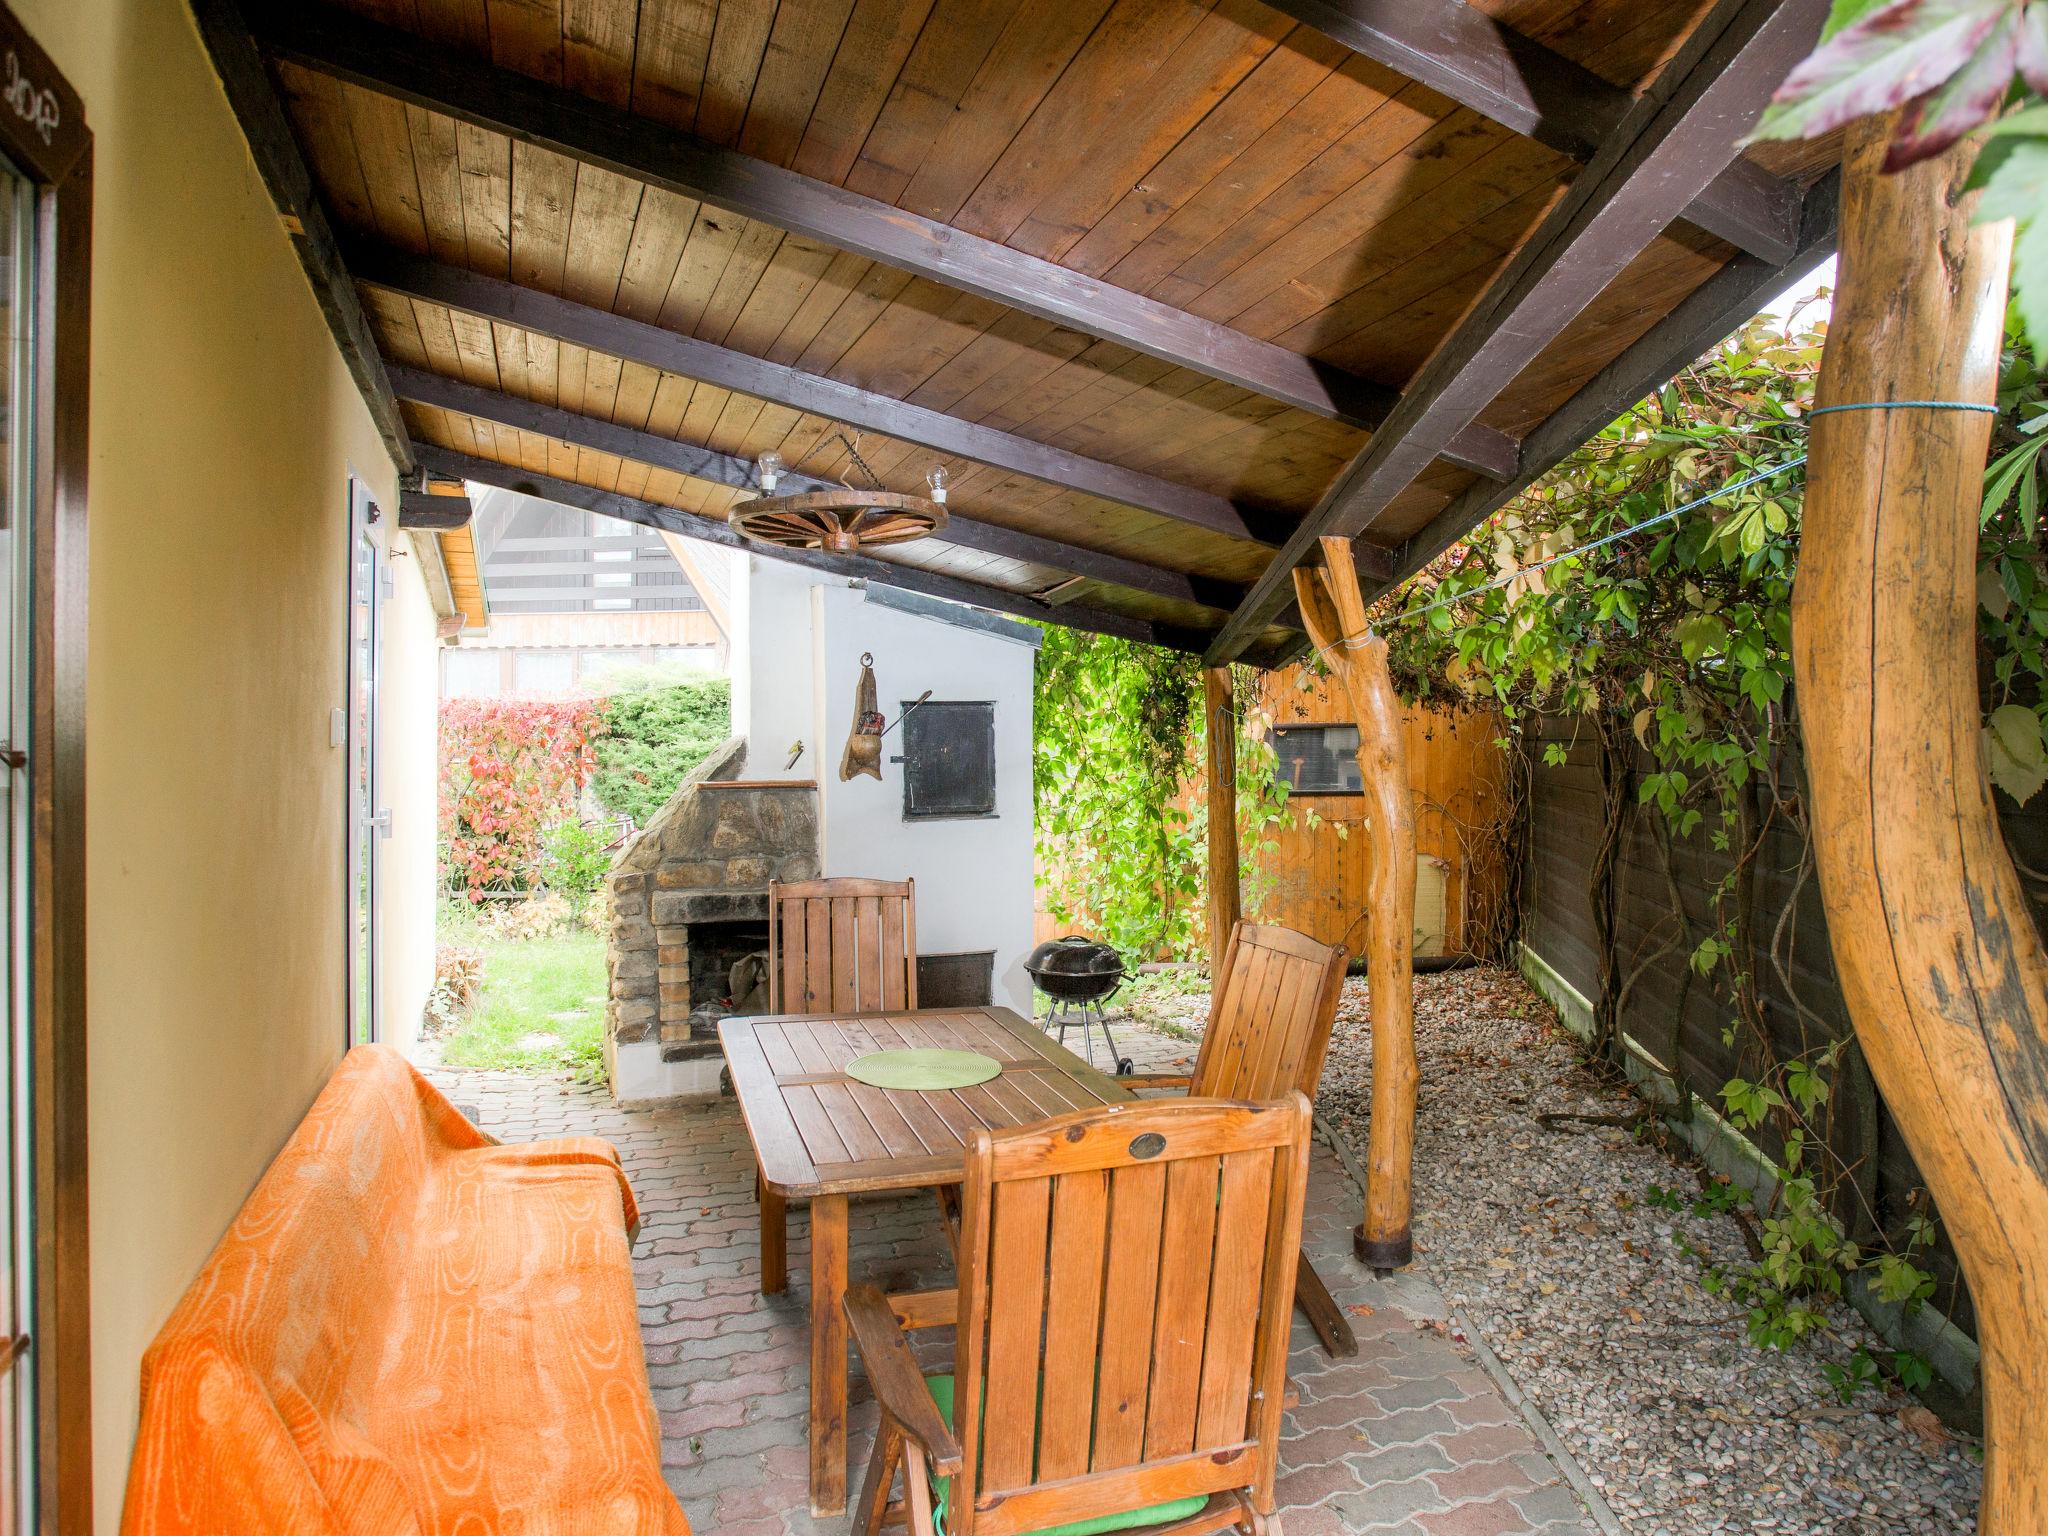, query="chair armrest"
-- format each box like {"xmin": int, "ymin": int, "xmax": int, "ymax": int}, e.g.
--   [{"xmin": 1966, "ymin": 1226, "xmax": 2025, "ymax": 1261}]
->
[
  {"xmin": 845, "ymin": 1285, "xmax": 964, "ymax": 1475},
  {"xmin": 890, "ymin": 1287, "xmax": 958, "ymax": 1329},
  {"xmin": 1122, "ymin": 1074, "xmax": 1193, "ymax": 1093}
]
